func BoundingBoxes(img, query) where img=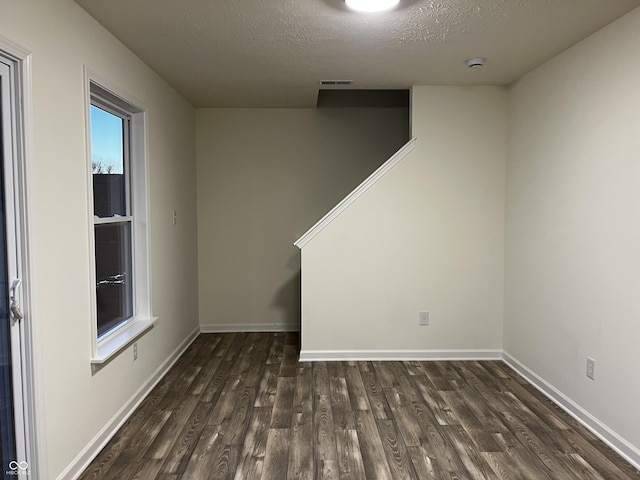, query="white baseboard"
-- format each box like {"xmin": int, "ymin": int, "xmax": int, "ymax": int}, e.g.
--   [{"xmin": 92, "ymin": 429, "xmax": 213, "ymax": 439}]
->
[
  {"xmin": 60, "ymin": 327, "xmax": 200, "ymax": 480},
  {"xmin": 299, "ymin": 349, "xmax": 502, "ymax": 362},
  {"xmin": 502, "ymin": 351, "xmax": 640, "ymax": 471},
  {"xmin": 200, "ymin": 323, "xmax": 299, "ymax": 333}
]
